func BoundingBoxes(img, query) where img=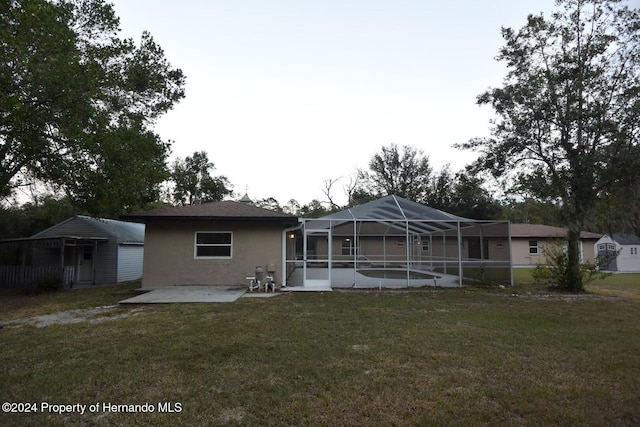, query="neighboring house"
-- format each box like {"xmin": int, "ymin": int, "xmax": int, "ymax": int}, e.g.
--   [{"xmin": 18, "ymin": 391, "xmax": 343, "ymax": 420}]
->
[
  {"xmin": 0, "ymin": 215, "xmax": 145, "ymax": 288},
  {"xmin": 510, "ymin": 224, "xmax": 602, "ymax": 266},
  {"xmin": 121, "ymin": 199, "xmax": 299, "ymax": 289},
  {"xmin": 594, "ymin": 233, "xmax": 640, "ymax": 272}
]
